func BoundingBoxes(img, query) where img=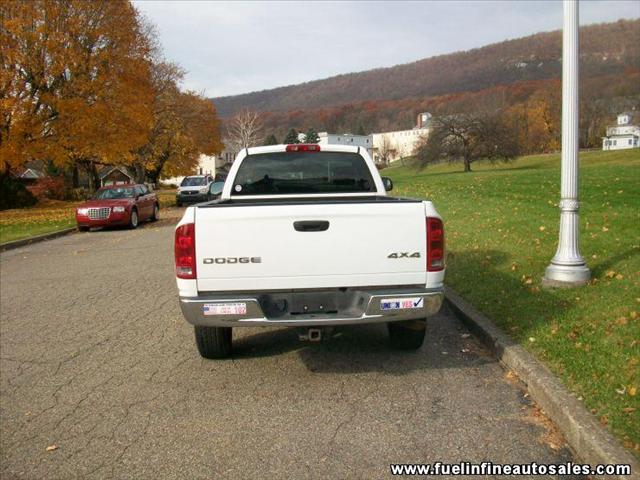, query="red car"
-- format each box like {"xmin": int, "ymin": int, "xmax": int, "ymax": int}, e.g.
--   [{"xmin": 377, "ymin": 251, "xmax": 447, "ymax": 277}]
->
[{"xmin": 76, "ymin": 184, "xmax": 159, "ymax": 231}]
